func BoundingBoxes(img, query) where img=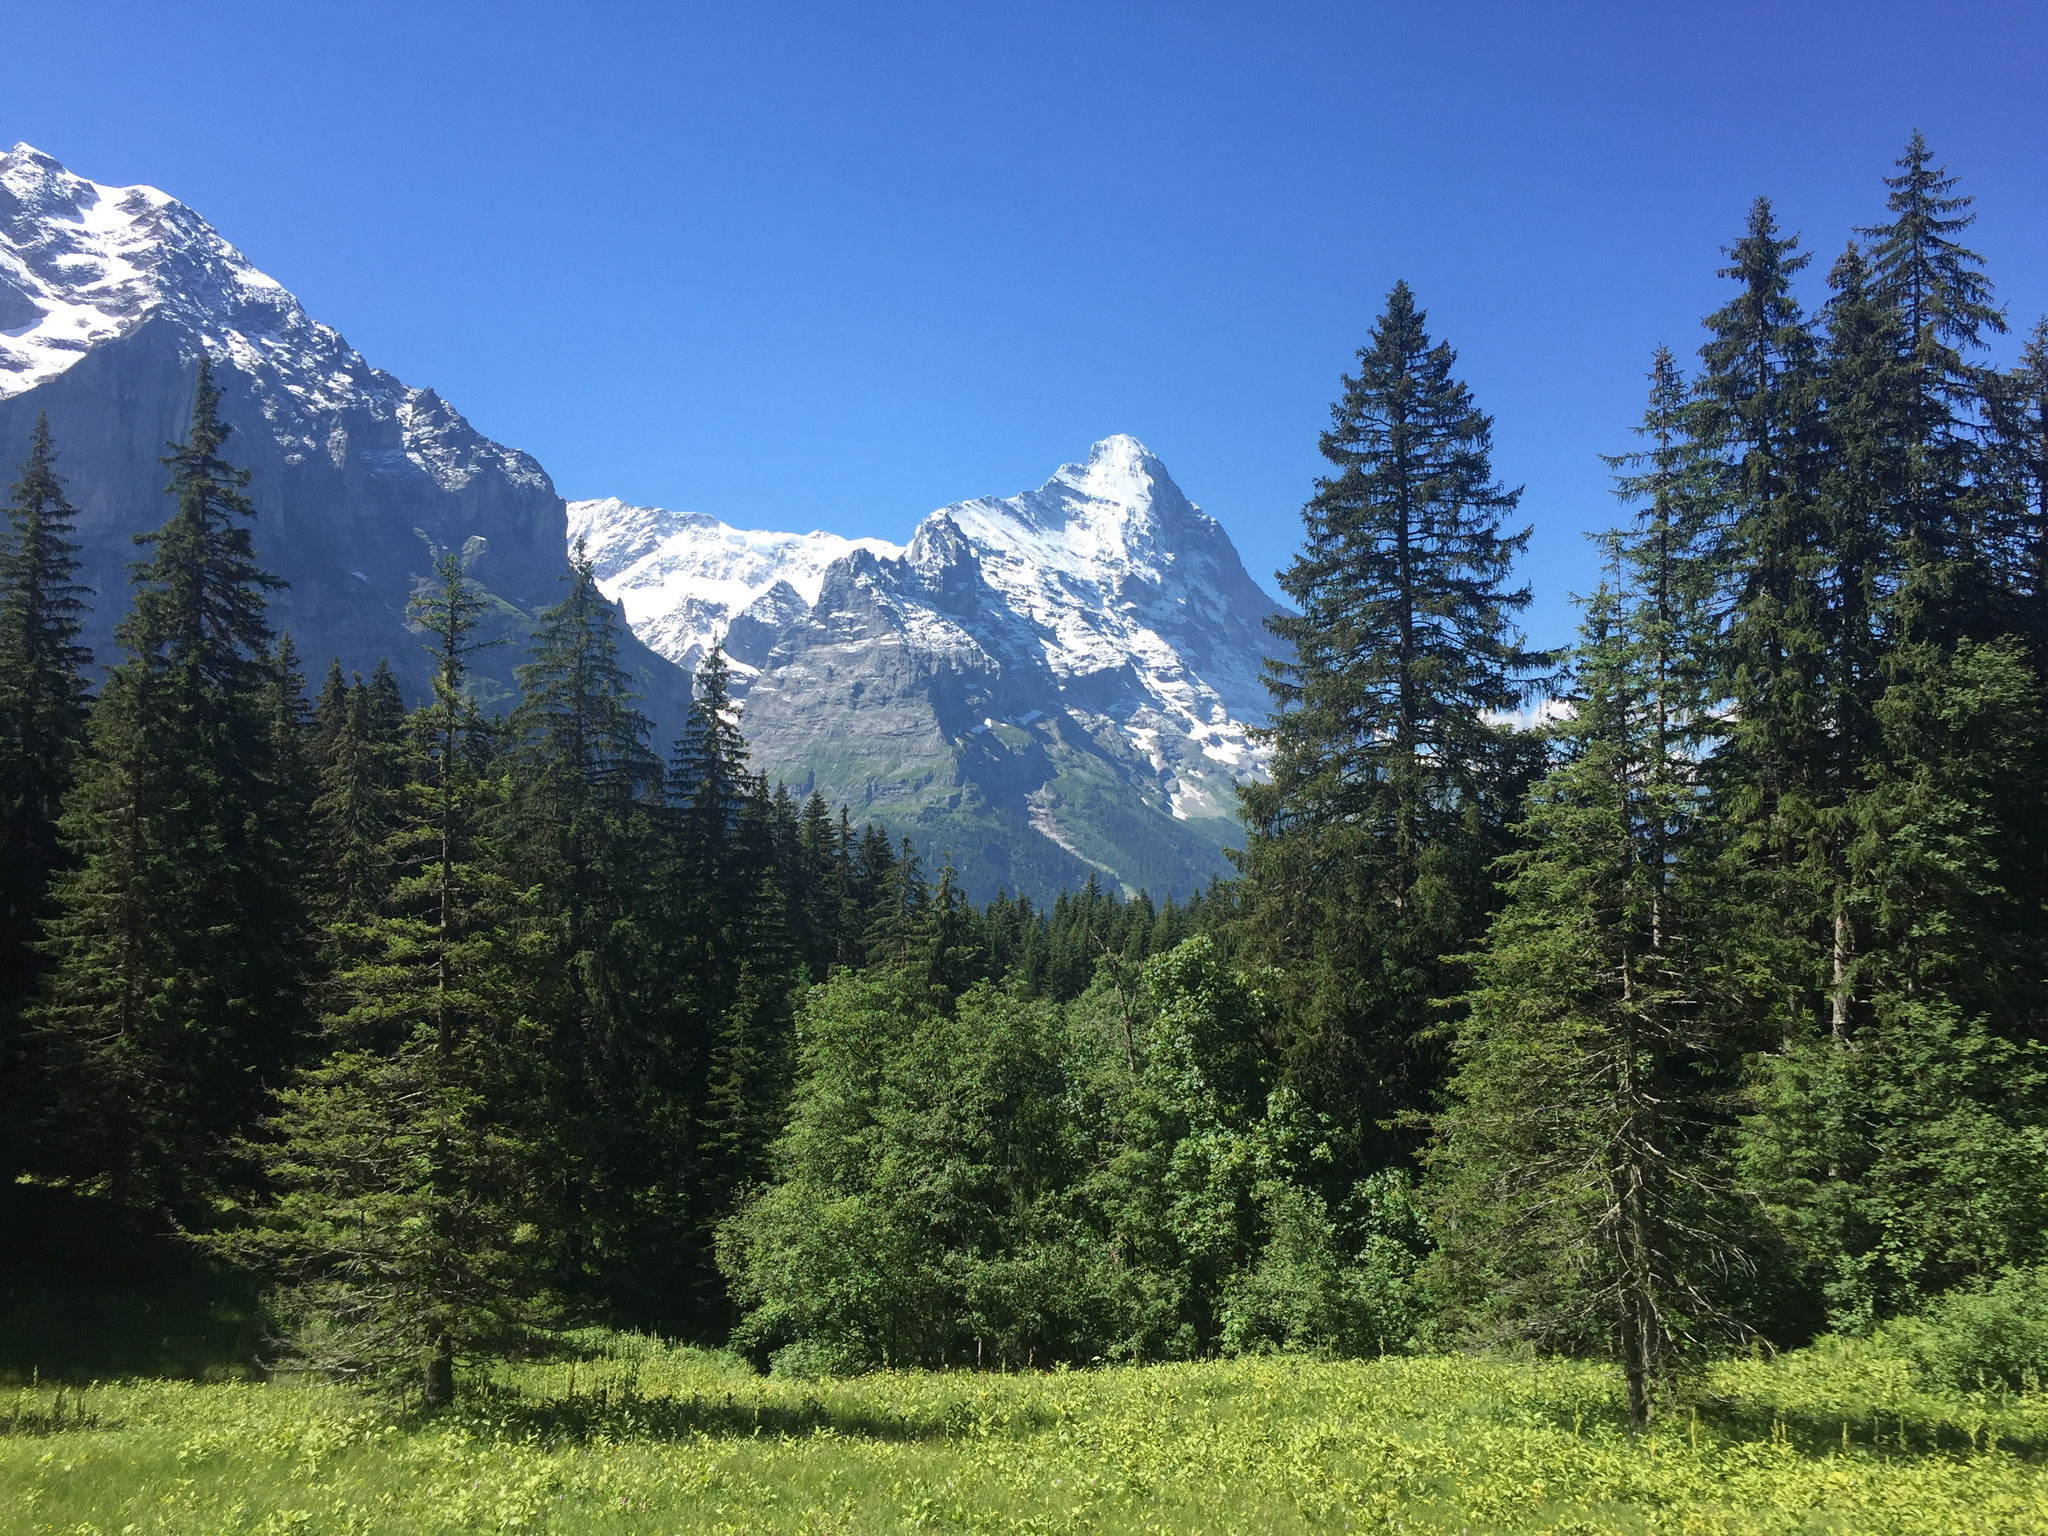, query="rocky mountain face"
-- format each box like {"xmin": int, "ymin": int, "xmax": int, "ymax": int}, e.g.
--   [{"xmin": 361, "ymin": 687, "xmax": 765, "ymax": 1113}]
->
[
  {"xmin": 570, "ymin": 436, "xmax": 1281, "ymax": 902},
  {"xmin": 0, "ymin": 143, "xmax": 692, "ymax": 730}
]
